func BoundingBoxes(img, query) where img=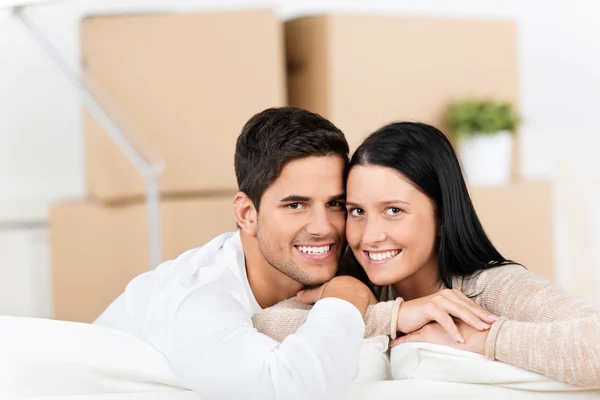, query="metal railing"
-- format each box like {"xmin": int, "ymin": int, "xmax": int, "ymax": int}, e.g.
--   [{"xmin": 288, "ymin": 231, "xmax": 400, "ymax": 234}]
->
[{"xmin": 7, "ymin": 4, "xmax": 165, "ymax": 269}]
